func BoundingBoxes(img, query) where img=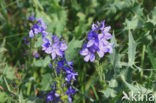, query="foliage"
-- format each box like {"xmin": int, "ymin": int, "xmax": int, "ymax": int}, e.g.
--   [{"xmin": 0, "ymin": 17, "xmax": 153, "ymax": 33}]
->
[{"xmin": 0, "ymin": 0, "xmax": 156, "ymax": 103}]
